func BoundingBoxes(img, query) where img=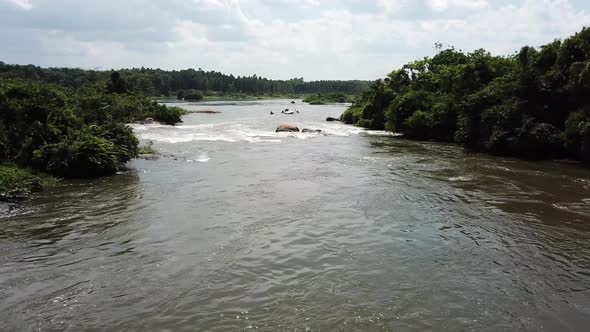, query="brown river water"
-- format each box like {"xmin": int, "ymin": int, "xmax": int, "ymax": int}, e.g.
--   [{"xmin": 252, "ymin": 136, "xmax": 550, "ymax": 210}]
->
[{"xmin": 1, "ymin": 100, "xmax": 590, "ymax": 331}]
